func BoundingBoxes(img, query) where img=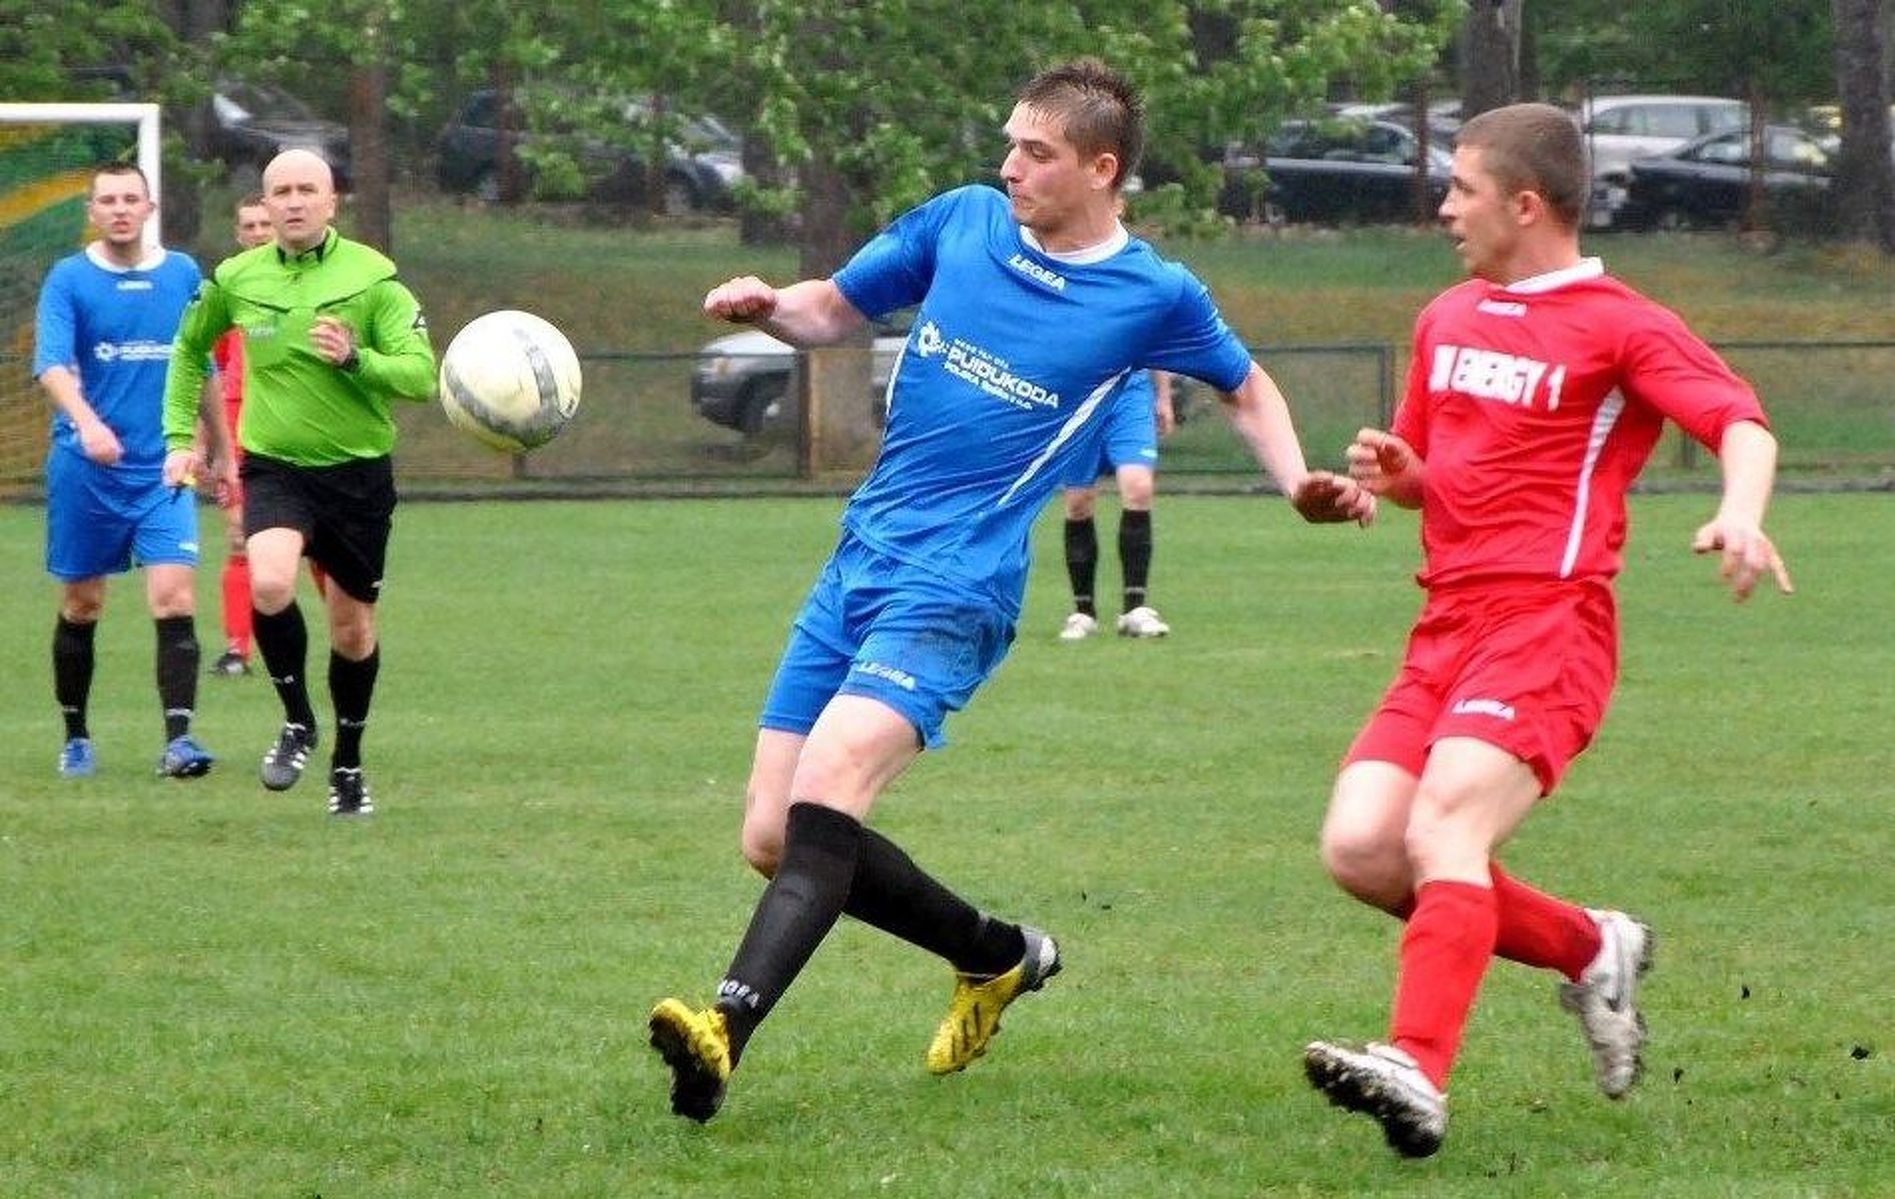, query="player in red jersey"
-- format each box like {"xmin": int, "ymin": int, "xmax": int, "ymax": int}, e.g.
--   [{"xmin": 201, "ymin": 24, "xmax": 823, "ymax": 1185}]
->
[
  {"xmin": 203, "ymin": 195, "xmax": 275, "ymax": 676},
  {"xmin": 201, "ymin": 195, "xmax": 327, "ymax": 675},
  {"xmin": 1301, "ymin": 103, "xmax": 1793, "ymax": 1158}
]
